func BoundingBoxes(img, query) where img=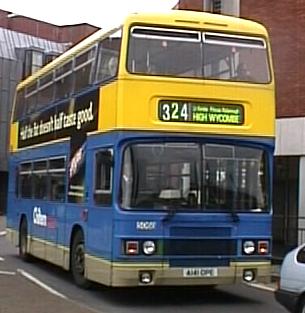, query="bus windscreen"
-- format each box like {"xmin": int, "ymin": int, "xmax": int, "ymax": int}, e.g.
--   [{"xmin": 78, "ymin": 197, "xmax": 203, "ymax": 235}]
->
[{"xmin": 120, "ymin": 142, "xmax": 268, "ymax": 213}]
